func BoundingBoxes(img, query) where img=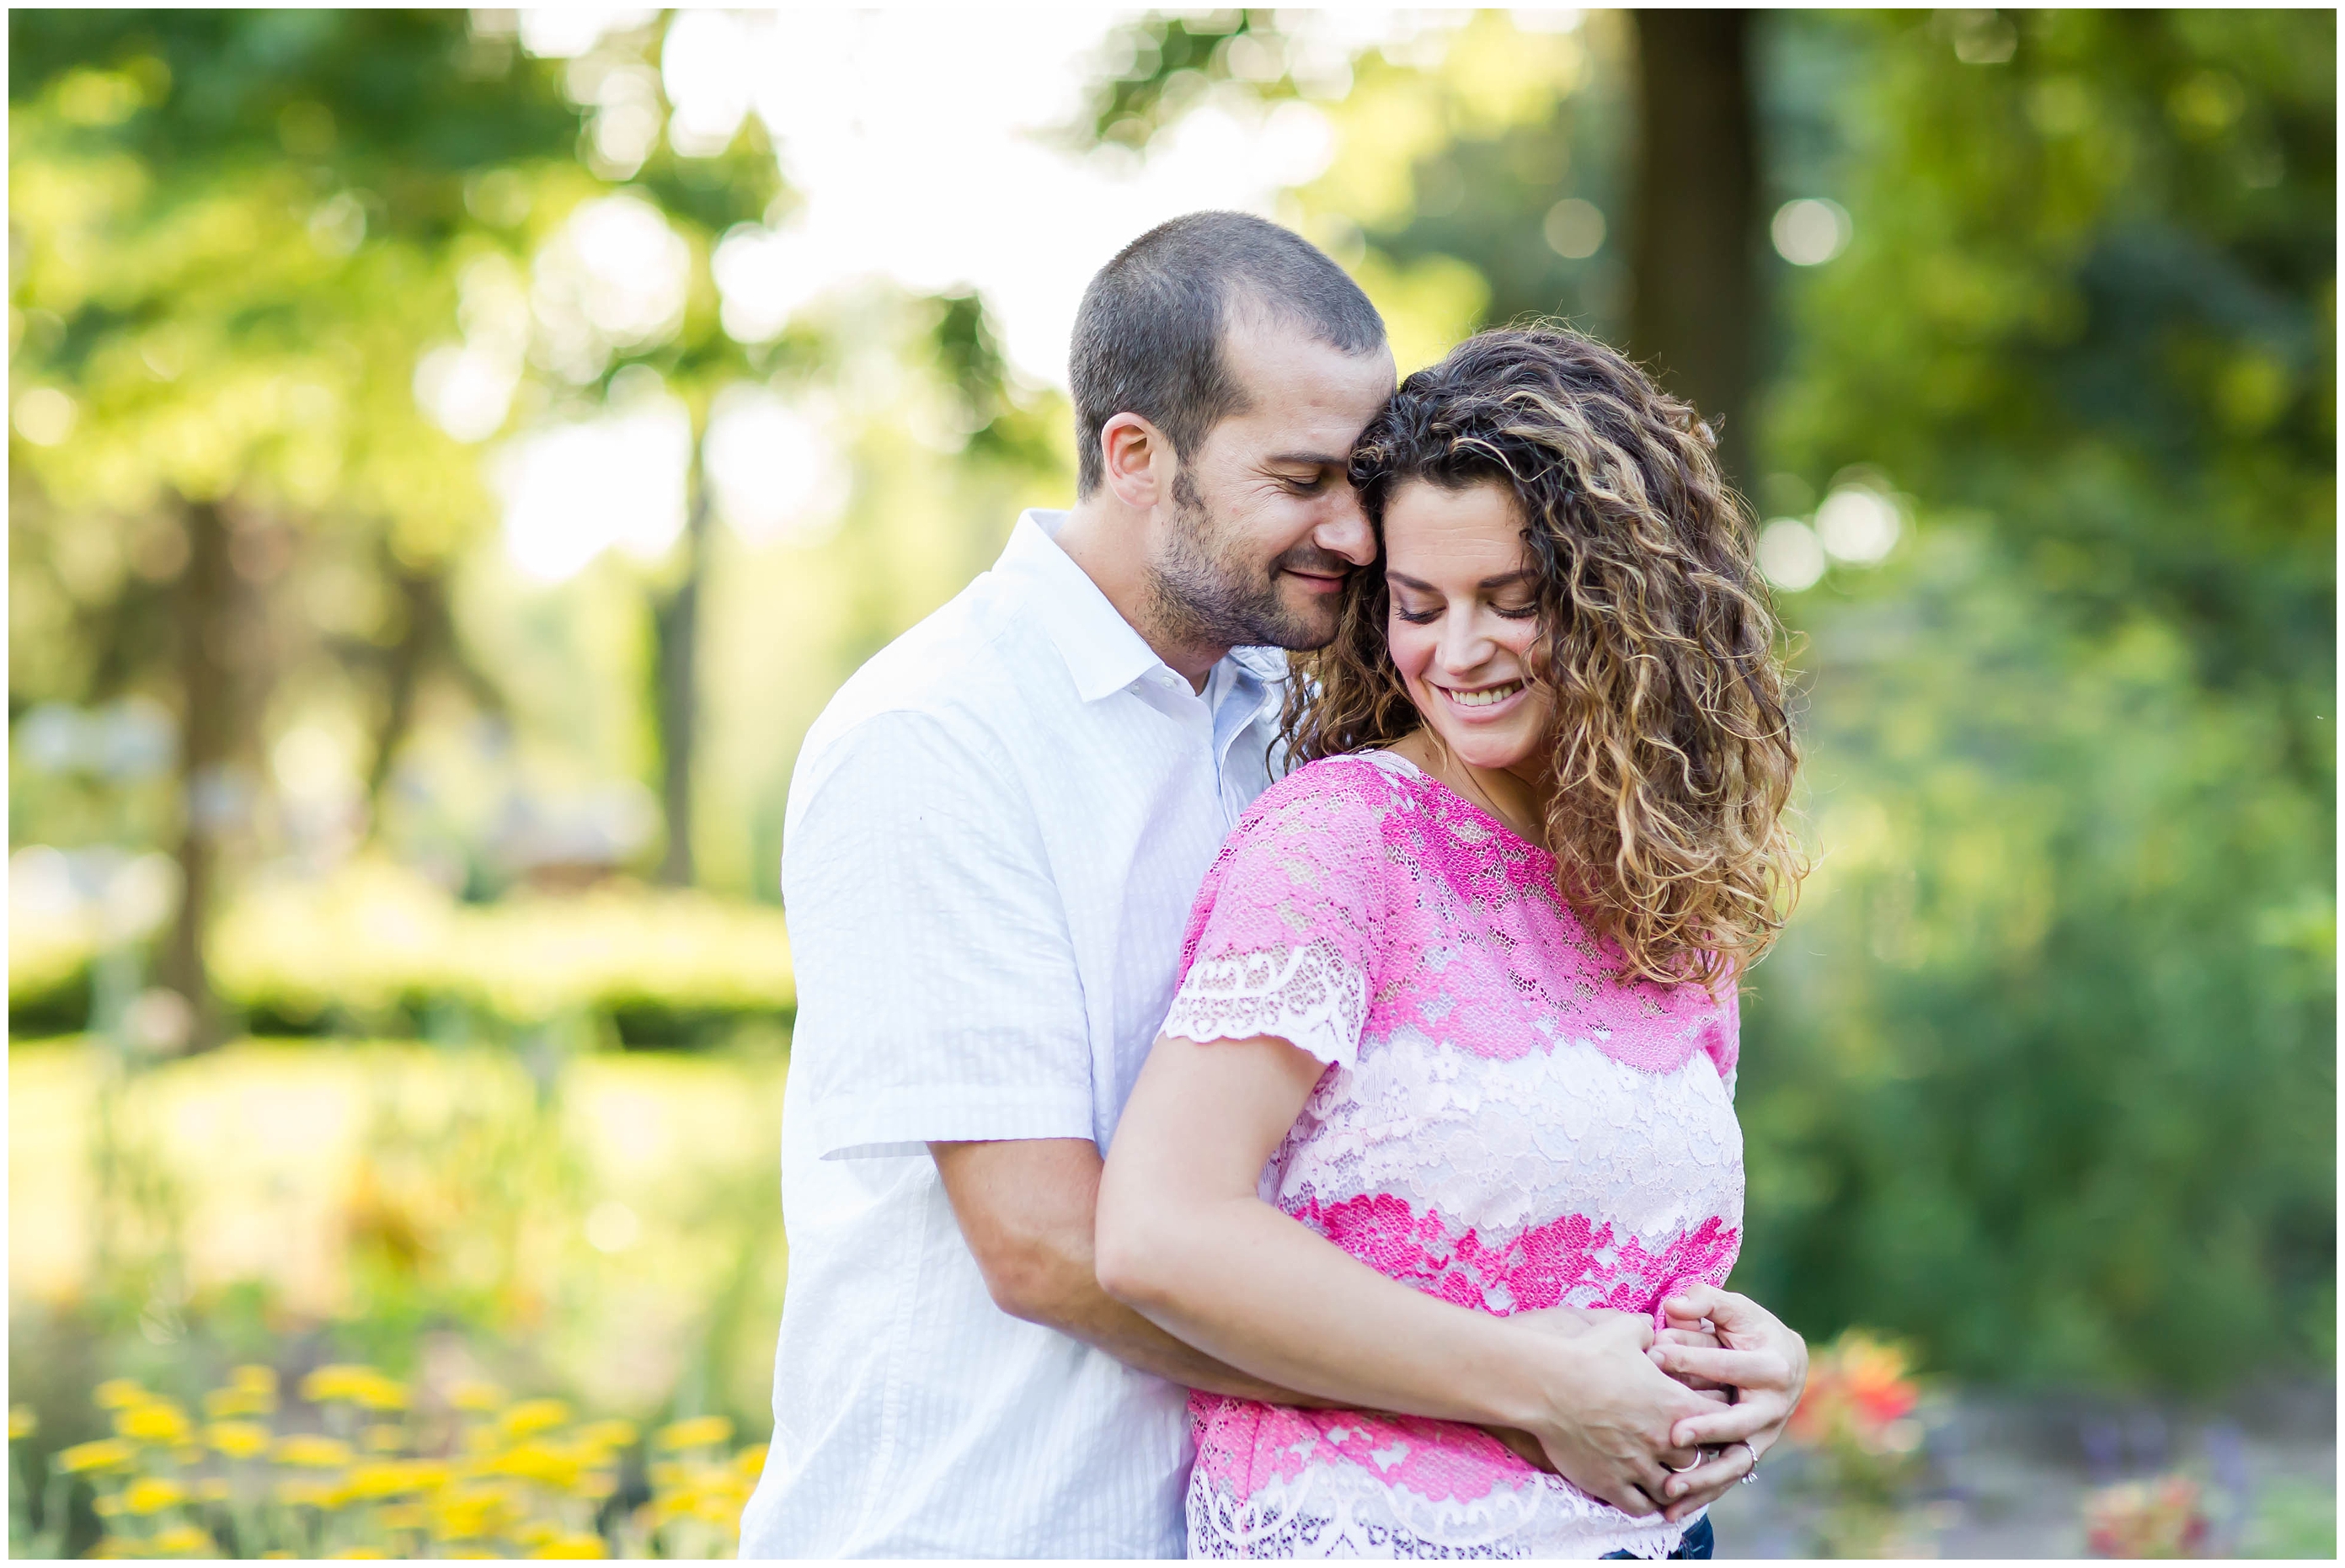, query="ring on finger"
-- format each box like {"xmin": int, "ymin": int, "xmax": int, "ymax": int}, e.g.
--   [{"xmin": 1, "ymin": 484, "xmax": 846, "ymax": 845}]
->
[
  {"xmin": 1662, "ymin": 1449, "xmax": 1705, "ymax": 1475},
  {"xmin": 1734, "ymin": 1440, "xmax": 1759, "ymax": 1484}
]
